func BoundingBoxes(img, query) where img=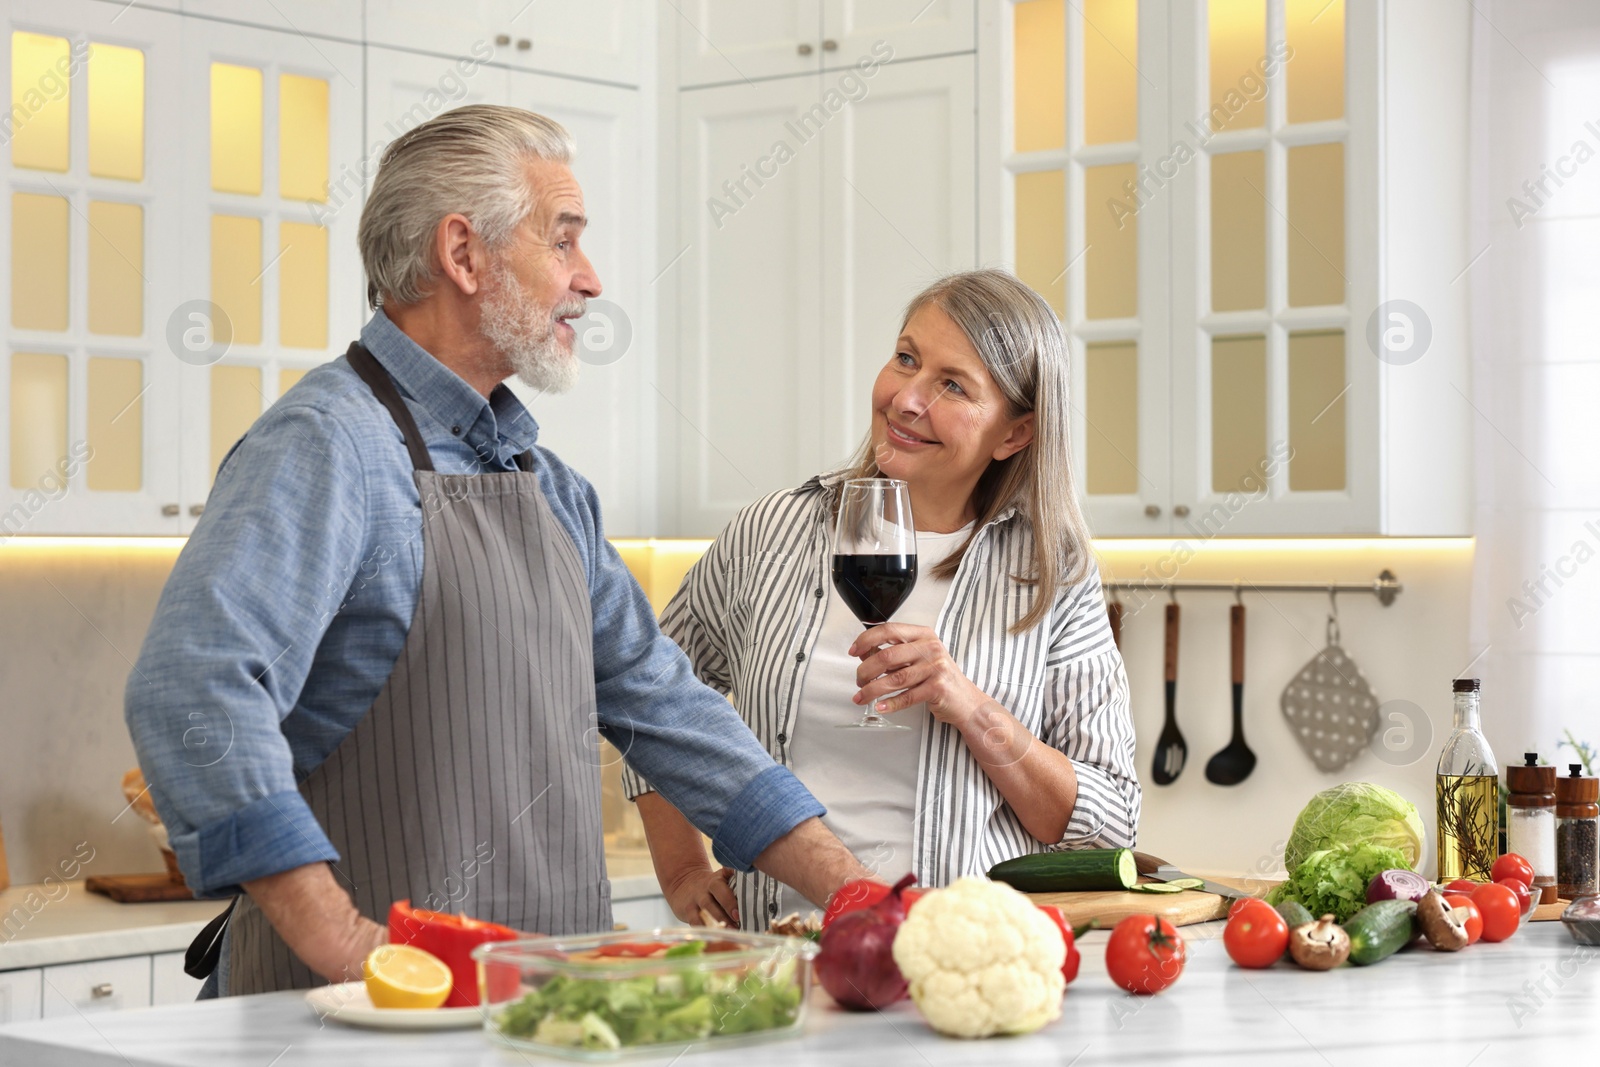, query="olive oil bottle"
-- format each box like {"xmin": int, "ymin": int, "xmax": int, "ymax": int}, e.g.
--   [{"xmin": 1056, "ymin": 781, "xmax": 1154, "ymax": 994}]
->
[{"xmin": 1436, "ymin": 678, "xmax": 1499, "ymax": 881}]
